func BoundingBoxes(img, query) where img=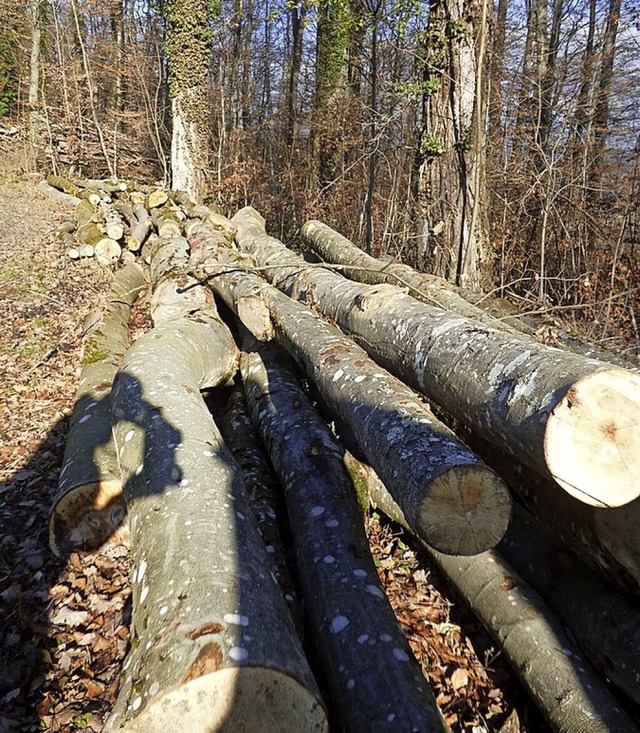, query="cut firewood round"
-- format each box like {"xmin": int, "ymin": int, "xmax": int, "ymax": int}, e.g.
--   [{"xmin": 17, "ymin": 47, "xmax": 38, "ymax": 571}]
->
[
  {"xmin": 545, "ymin": 367, "xmax": 640, "ymax": 507},
  {"xmin": 94, "ymin": 238, "xmax": 122, "ymax": 266}
]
